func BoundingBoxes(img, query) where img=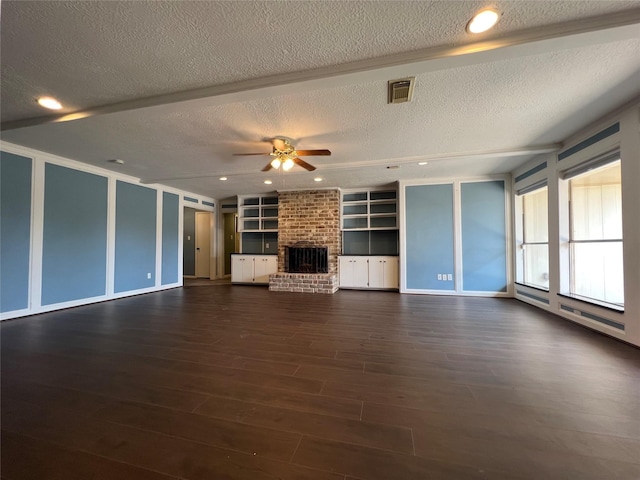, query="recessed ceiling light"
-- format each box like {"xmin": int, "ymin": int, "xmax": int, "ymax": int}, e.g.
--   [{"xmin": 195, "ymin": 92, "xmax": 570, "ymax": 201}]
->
[
  {"xmin": 219, "ymin": 177, "xmax": 227, "ymax": 181},
  {"xmin": 108, "ymin": 159, "xmax": 125, "ymax": 165},
  {"xmin": 418, "ymin": 162, "xmax": 428, "ymax": 166},
  {"xmin": 314, "ymin": 177, "xmax": 322, "ymax": 182},
  {"xmin": 36, "ymin": 96, "xmax": 62, "ymax": 110},
  {"xmin": 264, "ymin": 180, "xmax": 272, "ymax": 185},
  {"xmin": 466, "ymin": 9, "xmax": 500, "ymax": 34}
]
